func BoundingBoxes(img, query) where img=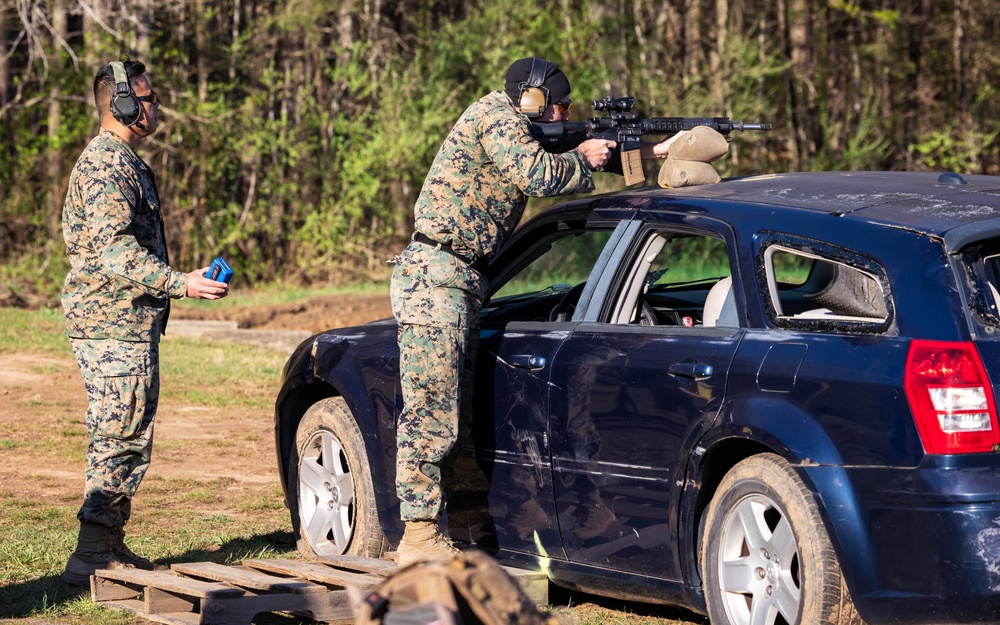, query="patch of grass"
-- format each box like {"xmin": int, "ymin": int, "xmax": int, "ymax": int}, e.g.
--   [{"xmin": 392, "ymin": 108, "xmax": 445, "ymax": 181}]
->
[
  {"xmin": 238, "ymin": 488, "xmax": 287, "ymax": 513},
  {"xmin": 183, "ymin": 488, "xmax": 220, "ymax": 503},
  {"xmin": 172, "ymin": 281, "xmax": 389, "ymax": 313},
  {"xmin": 0, "ymin": 307, "xmax": 71, "ymax": 356},
  {"xmin": 16, "ymin": 429, "xmax": 86, "ymax": 461},
  {"xmin": 158, "ymin": 337, "xmax": 286, "ymax": 410}
]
